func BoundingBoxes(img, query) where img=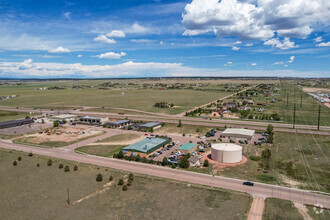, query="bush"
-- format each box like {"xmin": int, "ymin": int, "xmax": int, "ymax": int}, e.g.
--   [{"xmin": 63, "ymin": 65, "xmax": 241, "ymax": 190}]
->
[
  {"xmin": 162, "ymin": 157, "xmax": 169, "ymax": 166},
  {"xmin": 203, "ymin": 159, "xmax": 209, "ymax": 167},
  {"xmin": 47, "ymin": 159, "xmax": 53, "ymax": 166},
  {"xmin": 96, "ymin": 173, "xmax": 103, "ymax": 182},
  {"xmin": 58, "ymin": 163, "xmax": 64, "ymax": 169},
  {"xmin": 261, "ymin": 149, "xmax": 271, "ymax": 159},
  {"xmin": 73, "ymin": 165, "xmax": 78, "ymax": 171},
  {"xmin": 13, "ymin": 161, "xmax": 17, "ymax": 166},
  {"xmin": 122, "ymin": 185, "xmax": 128, "ymax": 191},
  {"xmin": 117, "ymin": 151, "xmax": 124, "ymax": 159},
  {"xmin": 37, "ymin": 163, "xmax": 40, "ymax": 167},
  {"xmin": 171, "ymin": 163, "xmax": 176, "ymax": 169},
  {"xmin": 256, "ymin": 174, "xmax": 277, "ymax": 182},
  {"xmin": 64, "ymin": 165, "xmax": 70, "ymax": 172},
  {"xmin": 127, "ymin": 178, "xmax": 132, "ymax": 186},
  {"xmin": 28, "ymin": 152, "xmax": 33, "ymax": 157},
  {"xmin": 249, "ymin": 156, "xmax": 261, "ymax": 161},
  {"xmin": 178, "ymin": 158, "xmax": 189, "ymax": 169},
  {"xmin": 118, "ymin": 179, "xmax": 124, "ymax": 185},
  {"xmin": 53, "ymin": 121, "xmax": 59, "ymax": 127},
  {"xmin": 18, "ymin": 156, "xmax": 22, "ymax": 161},
  {"xmin": 177, "ymin": 120, "xmax": 182, "ymax": 127},
  {"xmin": 109, "ymin": 175, "xmax": 113, "ymax": 181},
  {"xmin": 129, "ymin": 173, "xmax": 134, "ymax": 181}
]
